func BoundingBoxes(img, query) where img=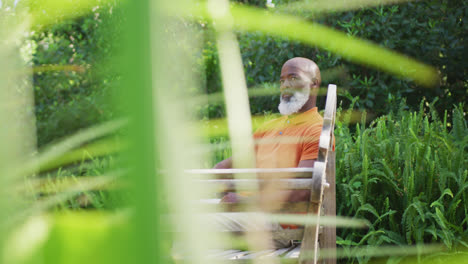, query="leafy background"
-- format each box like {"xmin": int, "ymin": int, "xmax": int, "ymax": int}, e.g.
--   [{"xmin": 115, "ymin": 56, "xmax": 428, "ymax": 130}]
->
[
  {"xmin": 31, "ymin": 0, "xmax": 467, "ymax": 147},
  {"xmin": 3, "ymin": 0, "xmax": 467, "ymax": 263}
]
